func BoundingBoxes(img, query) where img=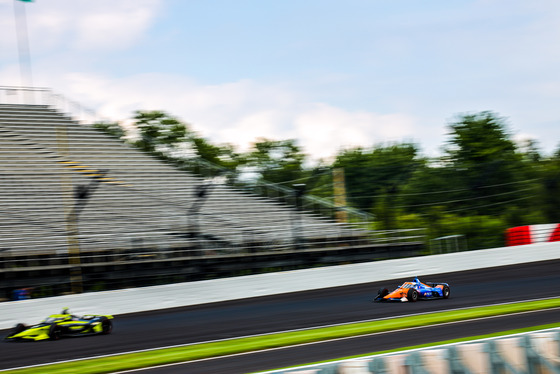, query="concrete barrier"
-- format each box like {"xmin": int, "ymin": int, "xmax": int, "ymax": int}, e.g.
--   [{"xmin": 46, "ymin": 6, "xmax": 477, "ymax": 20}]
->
[{"xmin": 1, "ymin": 241, "xmax": 558, "ymax": 330}]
